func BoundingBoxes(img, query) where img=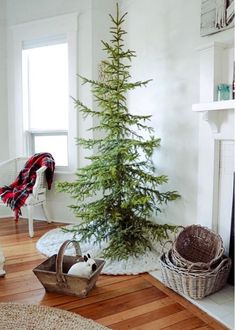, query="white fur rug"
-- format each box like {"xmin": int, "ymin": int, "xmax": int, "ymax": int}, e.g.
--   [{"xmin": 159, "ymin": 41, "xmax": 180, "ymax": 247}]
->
[{"xmin": 36, "ymin": 225, "xmax": 162, "ymax": 275}]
